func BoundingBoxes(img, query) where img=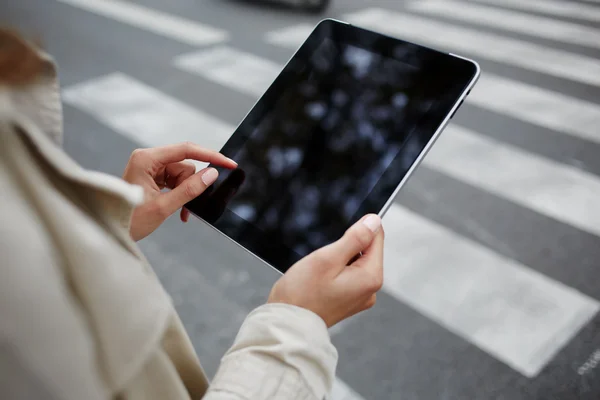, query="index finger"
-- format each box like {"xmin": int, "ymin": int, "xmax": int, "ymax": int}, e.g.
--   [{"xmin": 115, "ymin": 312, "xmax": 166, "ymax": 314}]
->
[{"xmin": 148, "ymin": 142, "xmax": 237, "ymax": 169}]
